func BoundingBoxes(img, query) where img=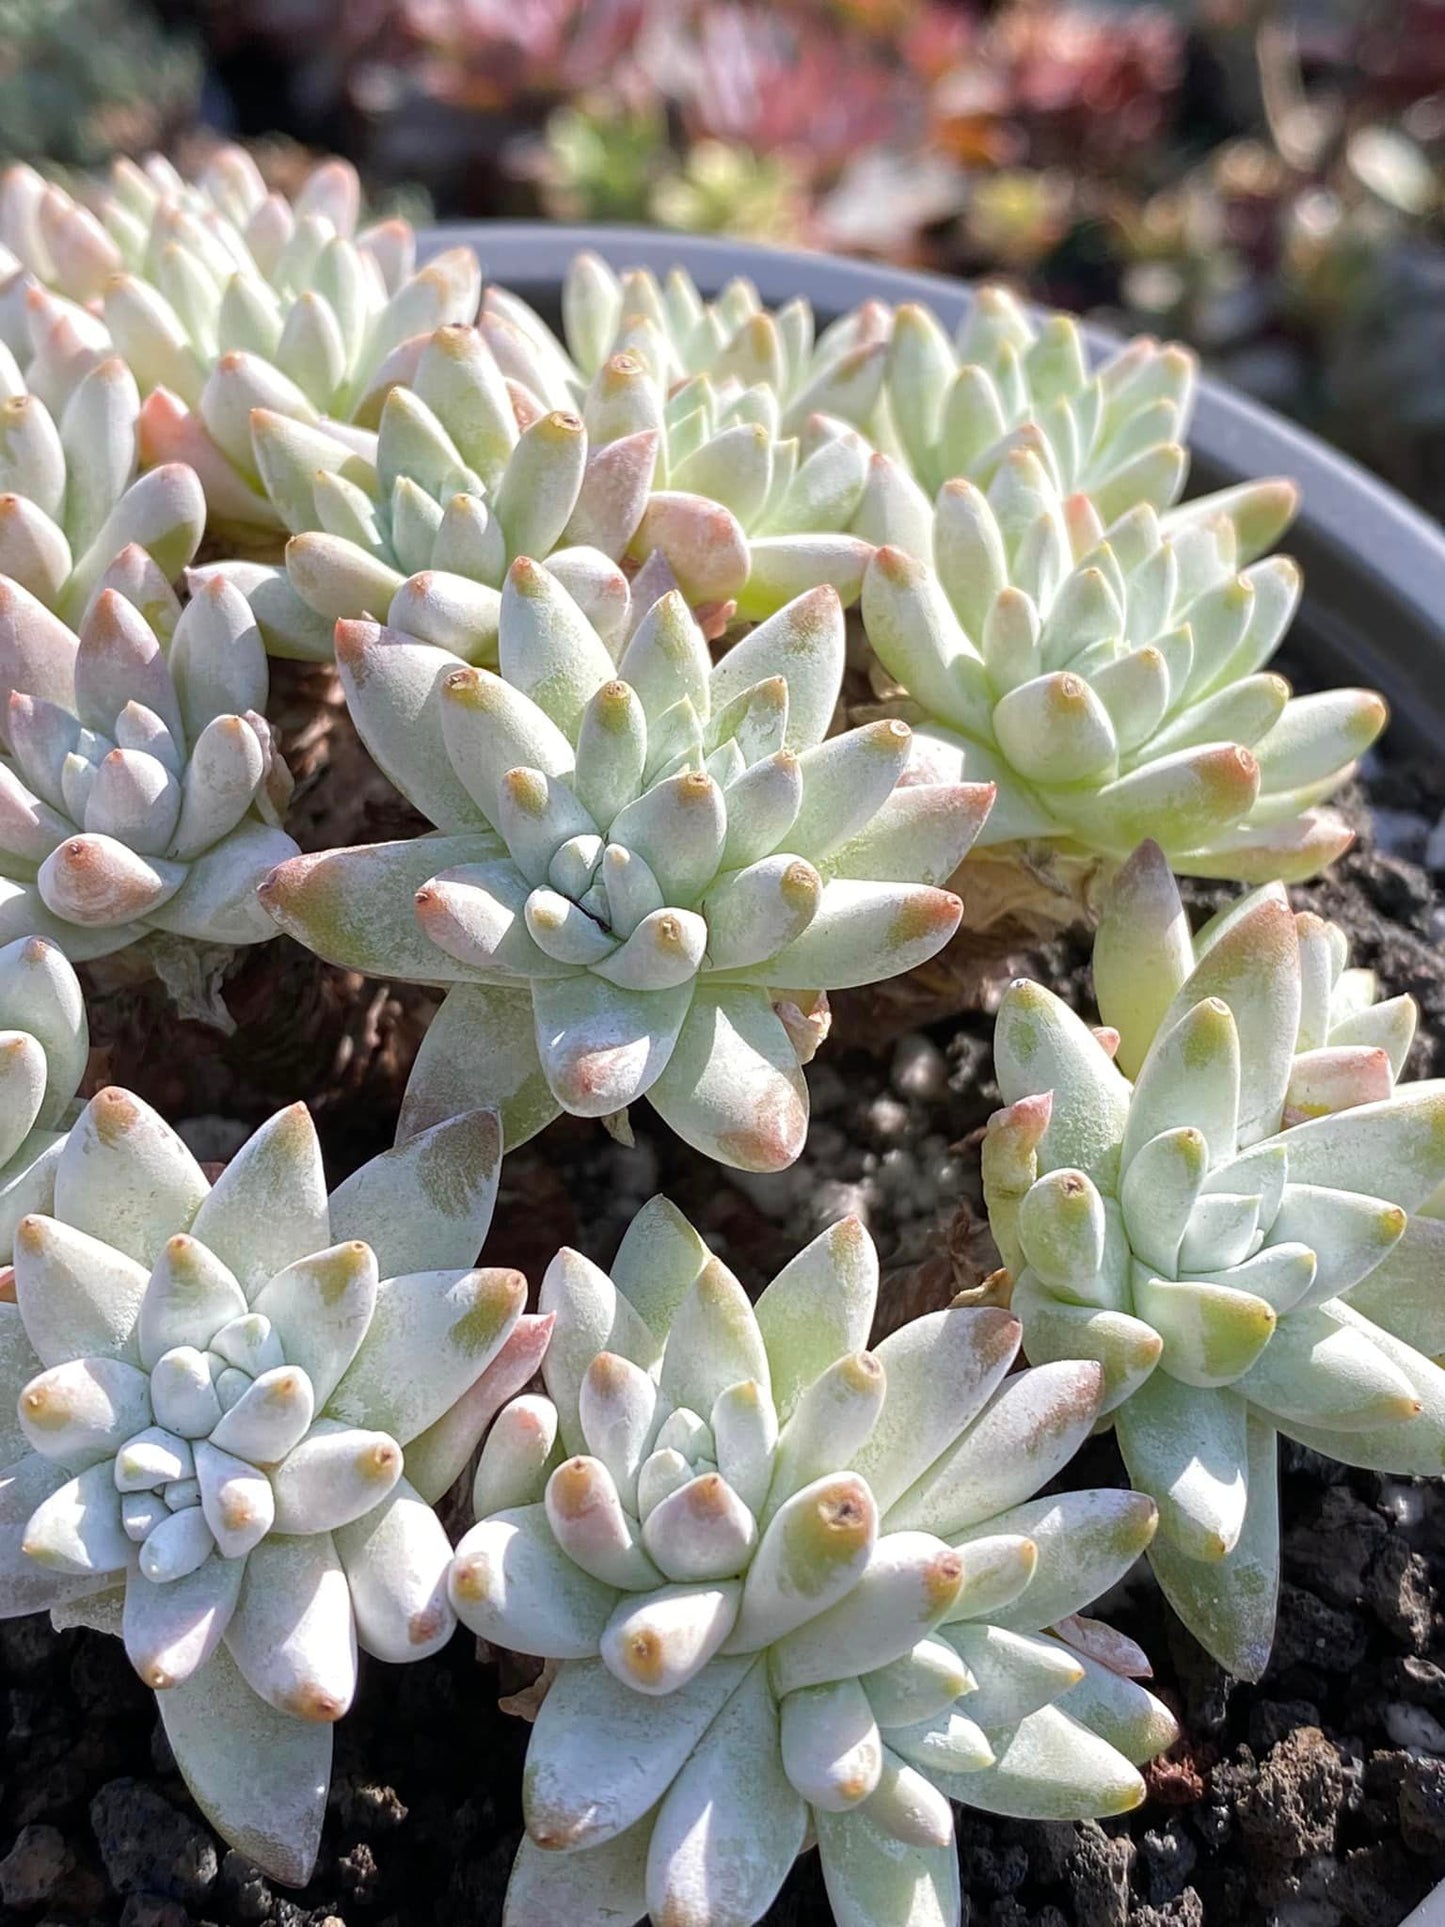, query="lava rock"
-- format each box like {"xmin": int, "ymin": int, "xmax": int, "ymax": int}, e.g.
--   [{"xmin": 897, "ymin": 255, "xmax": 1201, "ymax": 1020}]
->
[
  {"xmin": 1272, "ymin": 1586, "xmax": 1370, "ymax": 1676},
  {"xmin": 985, "ymin": 1904, "xmax": 1068, "ymax": 1927},
  {"xmin": 331, "ymin": 1777, "xmax": 408, "ymax": 1834},
  {"xmin": 217, "ymin": 1849, "xmax": 273, "ymax": 1922},
  {"xmin": 336, "ymin": 1839, "xmax": 379, "ymax": 1903},
  {"xmin": 1365, "ymin": 1539, "xmax": 1436, "ymax": 1651},
  {"xmin": 1249, "ymin": 1699, "xmax": 1324, "ymax": 1754},
  {"xmin": 90, "ymin": 1779, "xmax": 219, "ymax": 1907},
  {"xmin": 1398, "ymin": 1755, "xmax": 1445, "ymax": 1854},
  {"xmin": 1066, "ymin": 1822, "xmax": 1134, "ymax": 1927},
  {"xmin": 1236, "ymin": 1727, "xmax": 1347, "ymax": 1866},
  {"xmin": 959, "ymin": 1824, "xmax": 1028, "ymax": 1899},
  {"xmin": 1022, "ymin": 1821, "xmax": 1075, "ymax": 1885},
  {"xmin": 10, "ymin": 1753, "xmax": 92, "ymax": 1829},
  {"xmin": 0, "ymin": 1823, "xmax": 70, "ymax": 1906},
  {"xmin": 1332, "ymin": 1843, "xmax": 1439, "ymax": 1927},
  {"xmin": 1282, "ymin": 1488, "xmax": 1388, "ymax": 1605},
  {"xmin": 1138, "ymin": 1821, "xmax": 1197, "ymax": 1905},
  {"xmin": 1391, "ymin": 1656, "xmax": 1445, "ymax": 1709},
  {"xmin": 1132, "ymin": 1895, "xmax": 1206, "ymax": 1927},
  {"xmin": 118, "ymin": 1898, "xmax": 192, "ymax": 1927}
]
